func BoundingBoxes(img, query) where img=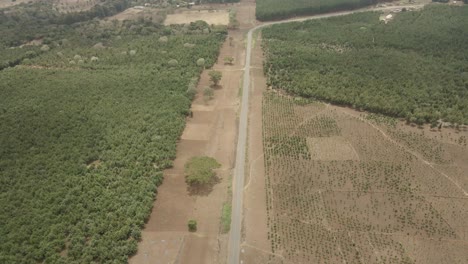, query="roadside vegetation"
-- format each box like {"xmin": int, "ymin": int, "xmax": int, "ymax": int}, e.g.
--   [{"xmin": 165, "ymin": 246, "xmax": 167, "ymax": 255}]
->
[
  {"xmin": 262, "ymin": 5, "xmax": 468, "ymax": 125},
  {"xmin": 256, "ymin": 0, "xmax": 384, "ymax": 21},
  {"xmin": 0, "ymin": 1, "xmax": 226, "ymax": 263},
  {"xmin": 262, "ymin": 92, "xmax": 468, "ymax": 263},
  {"xmin": 220, "ymin": 203, "xmax": 232, "ymax": 233}
]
